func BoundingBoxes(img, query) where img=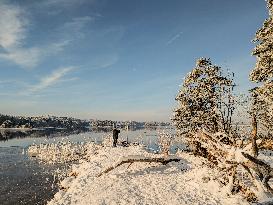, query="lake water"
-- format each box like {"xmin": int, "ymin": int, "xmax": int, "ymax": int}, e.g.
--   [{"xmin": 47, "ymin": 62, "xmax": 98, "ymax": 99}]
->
[
  {"xmin": 0, "ymin": 147, "xmax": 59, "ymax": 205},
  {"xmin": 0, "ymin": 127, "xmax": 181, "ymax": 205}
]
